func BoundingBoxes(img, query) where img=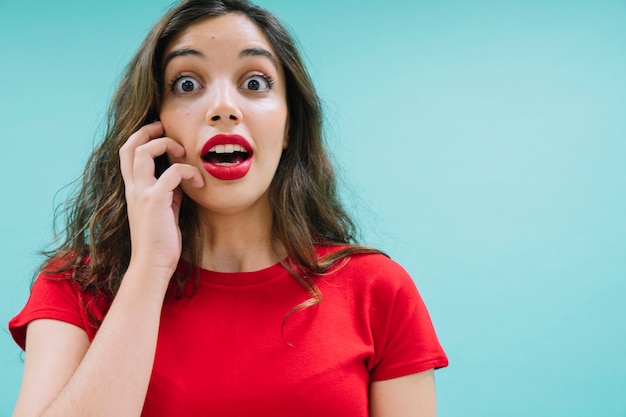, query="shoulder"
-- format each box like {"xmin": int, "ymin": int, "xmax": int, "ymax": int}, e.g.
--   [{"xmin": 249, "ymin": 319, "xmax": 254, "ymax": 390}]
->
[
  {"xmin": 29, "ymin": 256, "xmax": 98, "ymax": 304},
  {"xmin": 341, "ymin": 251, "xmax": 416, "ymax": 293},
  {"xmin": 9, "ymin": 257, "xmax": 109, "ymax": 349},
  {"xmin": 316, "ymin": 245, "xmax": 410, "ymax": 277},
  {"xmin": 315, "ymin": 247, "xmax": 421, "ymax": 308},
  {"xmin": 346, "ymin": 252, "xmax": 409, "ymax": 275},
  {"xmin": 29, "ymin": 261, "xmax": 85, "ymax": 304}
]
